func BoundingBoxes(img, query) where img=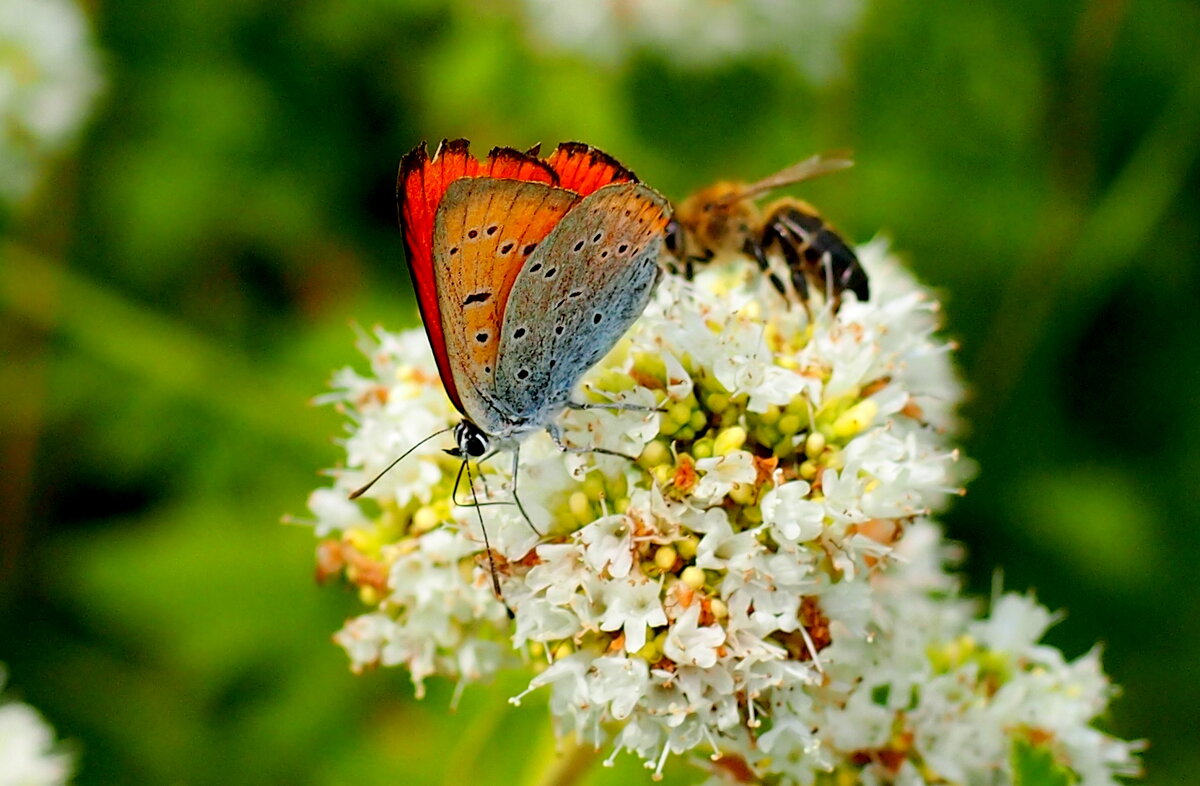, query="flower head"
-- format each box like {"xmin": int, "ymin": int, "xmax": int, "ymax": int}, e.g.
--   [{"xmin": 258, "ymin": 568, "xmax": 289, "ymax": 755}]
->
[{"xmin": 301, "ymin": 242, "xmax": 1139, "ymax": 783}]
